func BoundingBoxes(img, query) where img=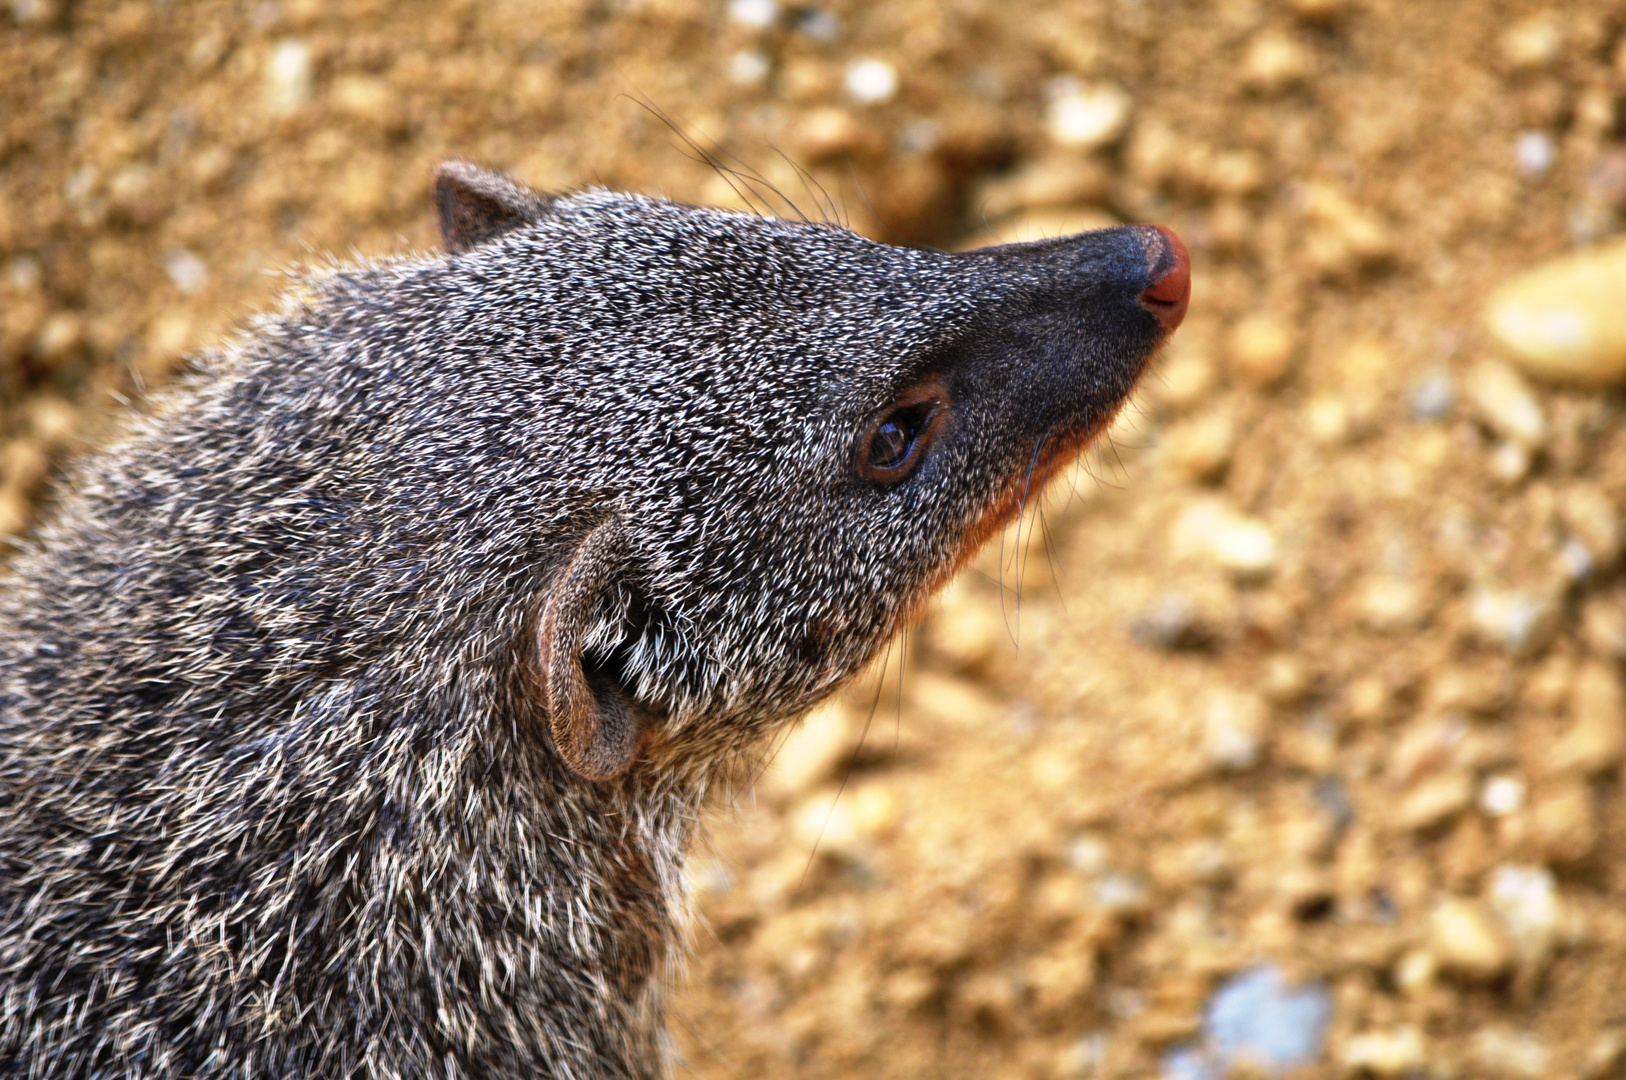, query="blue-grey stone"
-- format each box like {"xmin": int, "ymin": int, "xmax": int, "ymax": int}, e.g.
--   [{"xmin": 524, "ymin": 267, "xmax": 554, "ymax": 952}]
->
[{"xmin": 1161, "ymin": 964, "xmax": 1332, "ymax": 1079}]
